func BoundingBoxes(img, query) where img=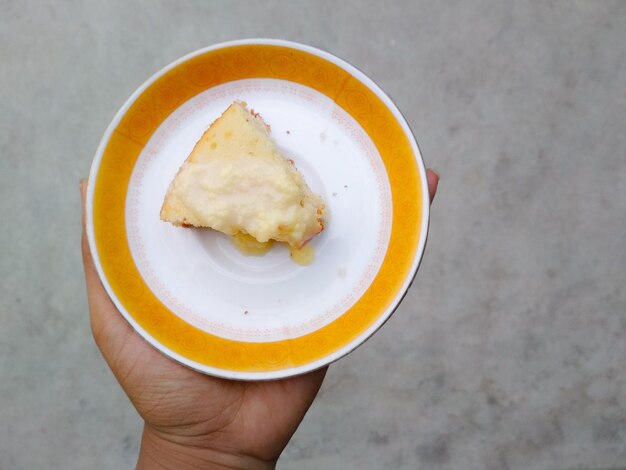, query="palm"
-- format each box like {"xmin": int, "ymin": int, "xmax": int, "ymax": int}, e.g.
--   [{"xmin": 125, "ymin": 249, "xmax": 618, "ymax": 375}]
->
[{"xmin": 85, "ymin": 264, "xmax": 326, "ymax": 462}]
